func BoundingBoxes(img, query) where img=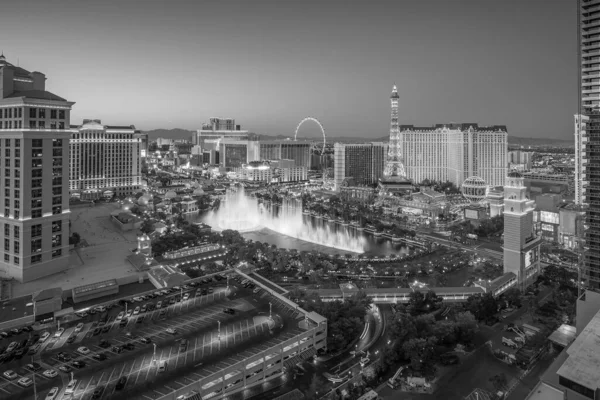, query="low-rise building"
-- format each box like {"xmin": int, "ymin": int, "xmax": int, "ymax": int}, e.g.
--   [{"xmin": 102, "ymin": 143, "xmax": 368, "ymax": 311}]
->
[{"xmin": 558, "ymin": 203, "xmax": 585, "ymax": 250}]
